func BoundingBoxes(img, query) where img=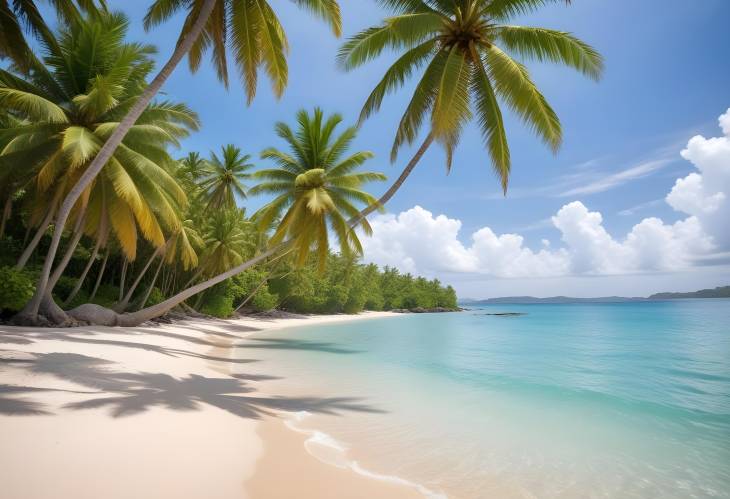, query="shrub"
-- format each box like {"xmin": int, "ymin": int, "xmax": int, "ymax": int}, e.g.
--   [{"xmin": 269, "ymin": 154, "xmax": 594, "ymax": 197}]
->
[
  {"xmin": 200, "ymin": 281, "xmax": 234, "ymax": 318},
  {"xmin": 145, "ymin": 287, "xmax": 165, "ymax": 307},
  {"xmin": 251, "ymin": 289, "xmax": 278, "ymax": 312},
  {"xmin": 0, "ymin": 266, "xmax": 35, "ymax": 312}
]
